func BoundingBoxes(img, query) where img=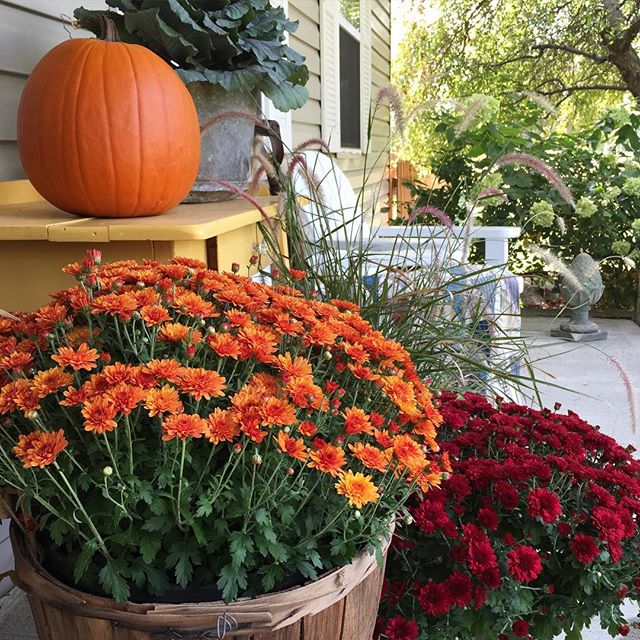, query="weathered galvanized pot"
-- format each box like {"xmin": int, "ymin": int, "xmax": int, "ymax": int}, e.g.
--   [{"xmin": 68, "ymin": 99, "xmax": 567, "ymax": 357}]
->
[
  {"xmin": 184, "ymin": 82, "xmax": 257, "ymax": 203},
  {"xmin": 10, "ymin": 523, "xmax": 388, "ymax": 640}
]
